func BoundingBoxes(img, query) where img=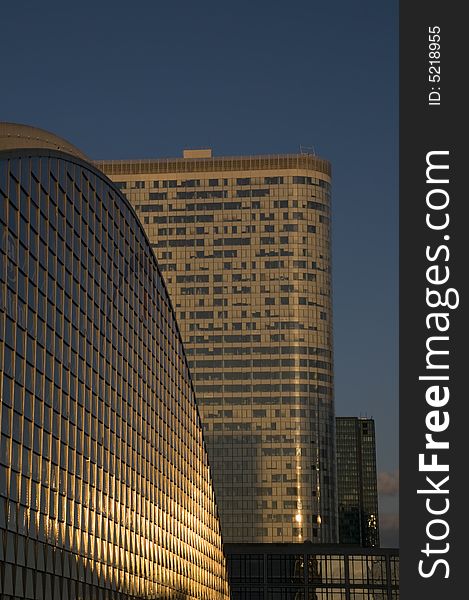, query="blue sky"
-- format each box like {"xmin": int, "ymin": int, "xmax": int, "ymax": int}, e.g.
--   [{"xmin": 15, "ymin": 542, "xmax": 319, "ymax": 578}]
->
[{"xmin": 3, "ymin": 0, "xmax": 398, "ymax": 545}]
